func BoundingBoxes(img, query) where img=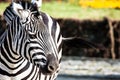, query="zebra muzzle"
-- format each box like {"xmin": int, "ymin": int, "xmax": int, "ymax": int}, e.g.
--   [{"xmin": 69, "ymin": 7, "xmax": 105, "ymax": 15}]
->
[
  {"xmin": 47, "ymin": 60, "xmax": 59, "ymax": 73},
  {"xmin": 41, "ymin": 54, "xmax": 59, "ymax": 75}
]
